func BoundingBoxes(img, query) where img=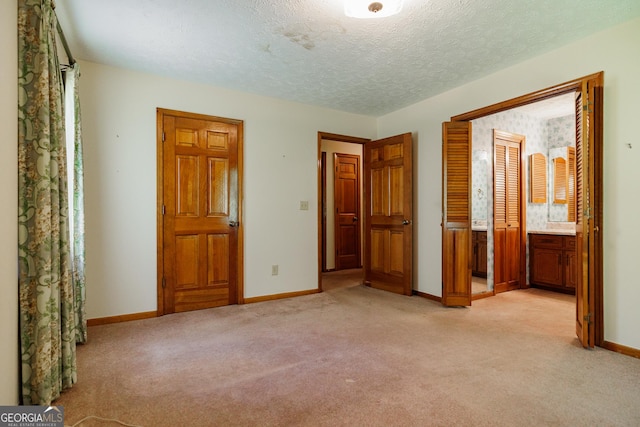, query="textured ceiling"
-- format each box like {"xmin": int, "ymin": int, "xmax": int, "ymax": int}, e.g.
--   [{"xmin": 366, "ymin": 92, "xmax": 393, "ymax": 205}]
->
[{"xmin": 55, "ymin": 0, "xmax": 640, "ymax": 117}]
